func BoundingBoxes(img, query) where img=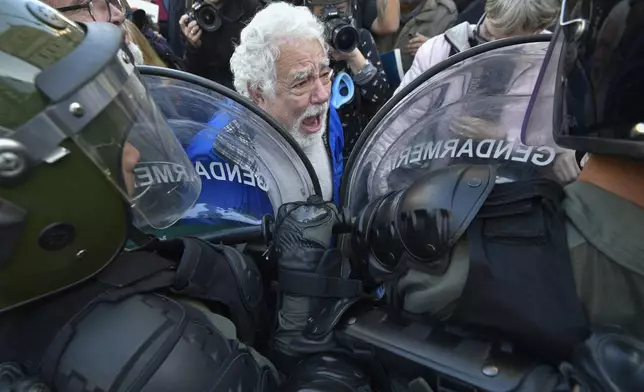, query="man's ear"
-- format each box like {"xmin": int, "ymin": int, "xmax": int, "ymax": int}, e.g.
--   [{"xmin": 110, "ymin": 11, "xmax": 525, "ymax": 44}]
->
[{"xmin": 248, "ymin": 86, "xmax": 264, "ymax": 105}]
